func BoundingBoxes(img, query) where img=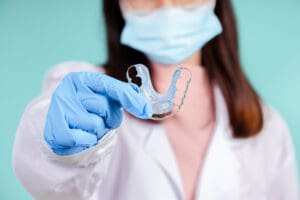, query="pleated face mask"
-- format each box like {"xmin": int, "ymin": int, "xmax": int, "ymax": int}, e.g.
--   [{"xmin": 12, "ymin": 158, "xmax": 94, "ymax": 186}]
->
[
  {"xmin": 127, "ymin": 64, "xmax": 192, "ymax": 120},
  {"xmin": 120, "ymin": 1, "xmax": 223, "ymax": 65}
]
